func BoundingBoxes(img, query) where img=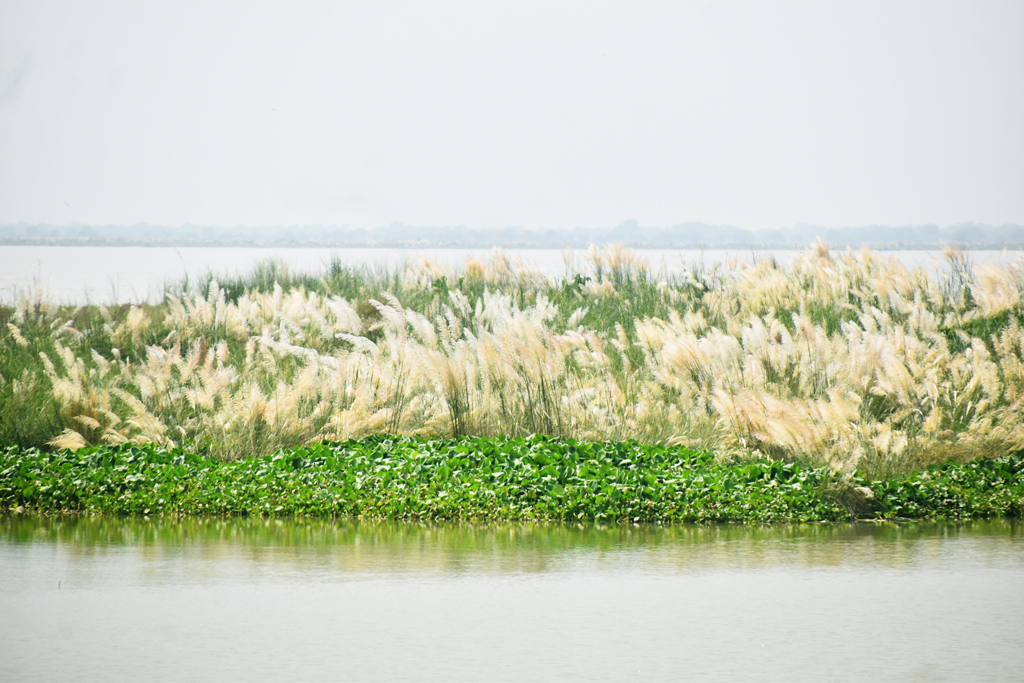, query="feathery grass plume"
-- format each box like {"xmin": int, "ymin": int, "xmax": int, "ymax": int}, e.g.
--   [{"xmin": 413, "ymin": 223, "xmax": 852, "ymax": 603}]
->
[{"xmin": 6, "ymin": 242, "xmax": 1024, "ymax": 472}]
